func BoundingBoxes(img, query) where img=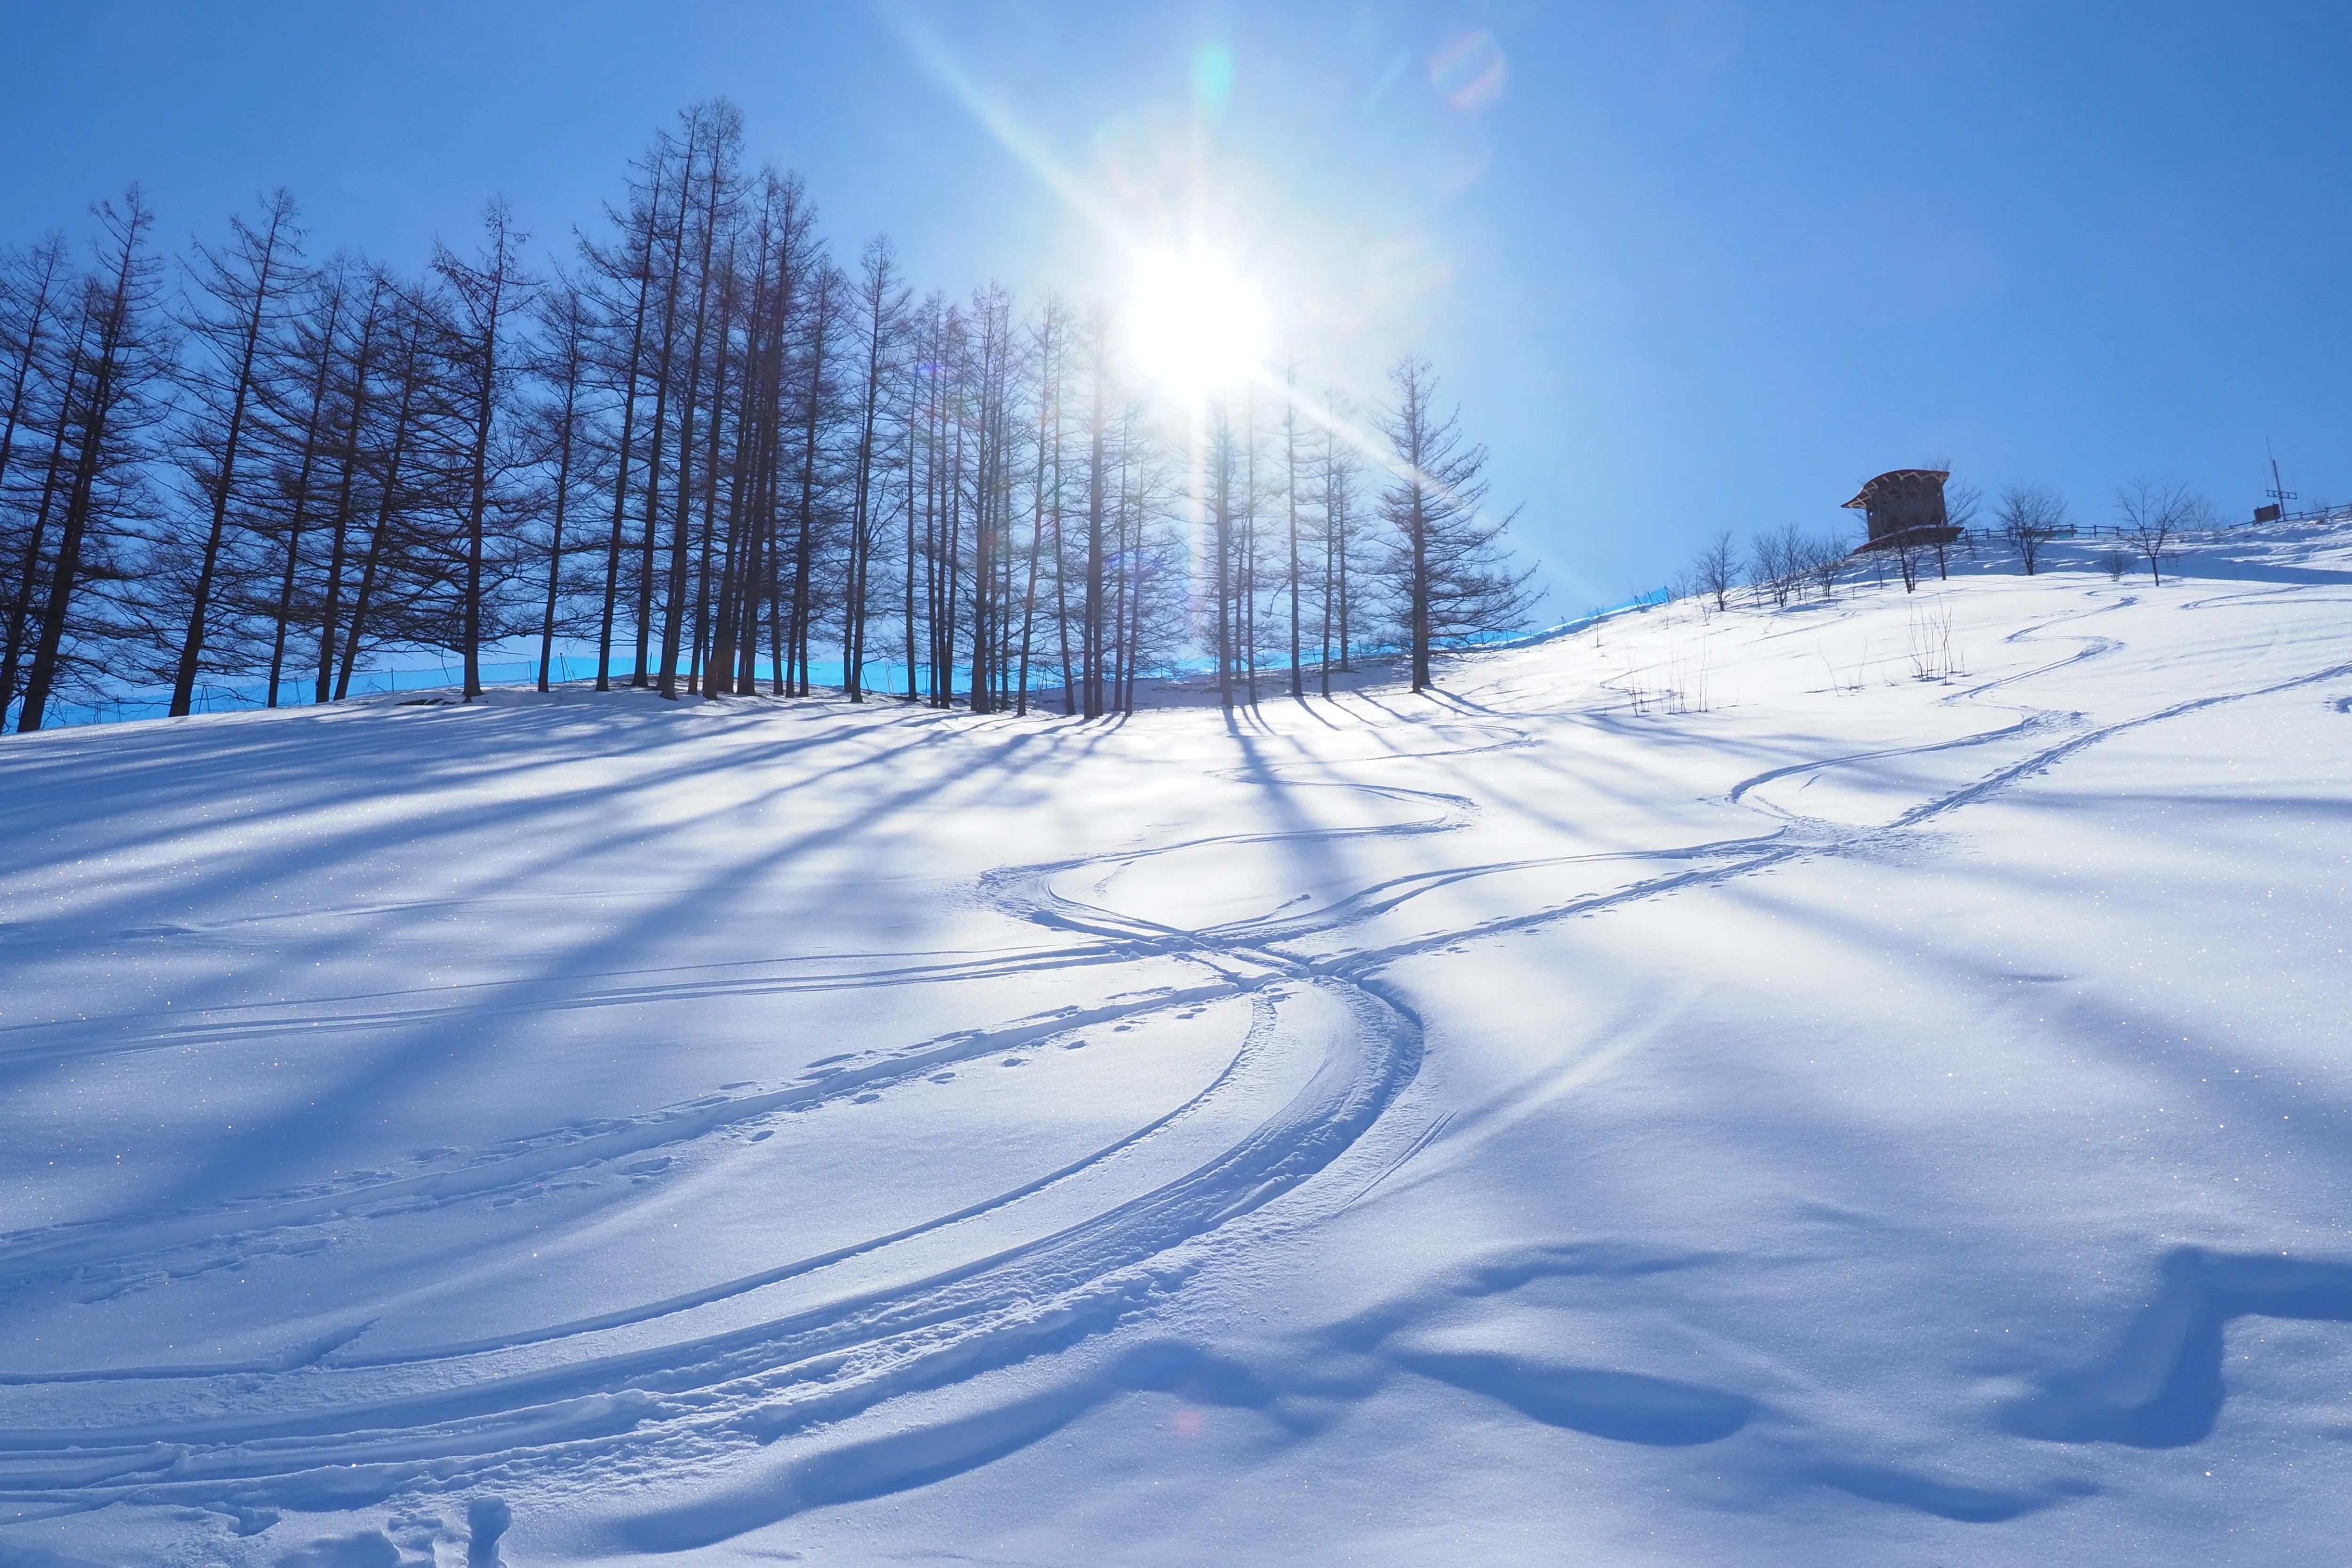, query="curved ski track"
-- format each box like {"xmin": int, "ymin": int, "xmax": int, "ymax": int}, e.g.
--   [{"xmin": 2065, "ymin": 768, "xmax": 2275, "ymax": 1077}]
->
[{"xmin": 4, "ymin": 588, "xmax": 2350, "ymax": 1540}]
